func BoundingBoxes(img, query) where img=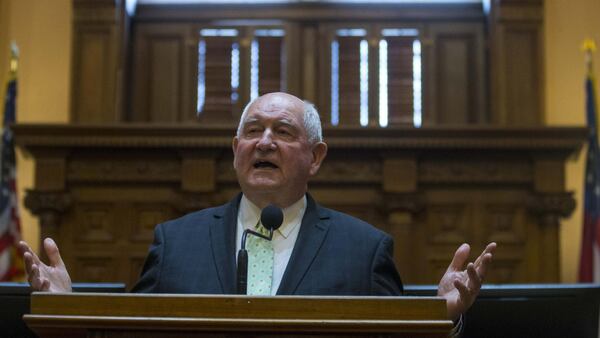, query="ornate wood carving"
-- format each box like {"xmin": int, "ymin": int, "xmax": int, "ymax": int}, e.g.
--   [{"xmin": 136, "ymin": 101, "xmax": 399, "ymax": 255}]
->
[
  {"xmin": 23, "ymin": 191, "xmax": 72, "ymax": 251},
  {"xmin": 15, "ymin": 125, "xmax": 585, "ymax": 288},
  {"xmin": 528, "ymin": 192, "xmax": 577, "ymax": 227},
  {"xmin": 24, "ymin": 191, "xmax": 72, "ymax": 229},
  {"xmin": 419, "ymin": 160, "xmax": 532, "ymax": 183}
]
